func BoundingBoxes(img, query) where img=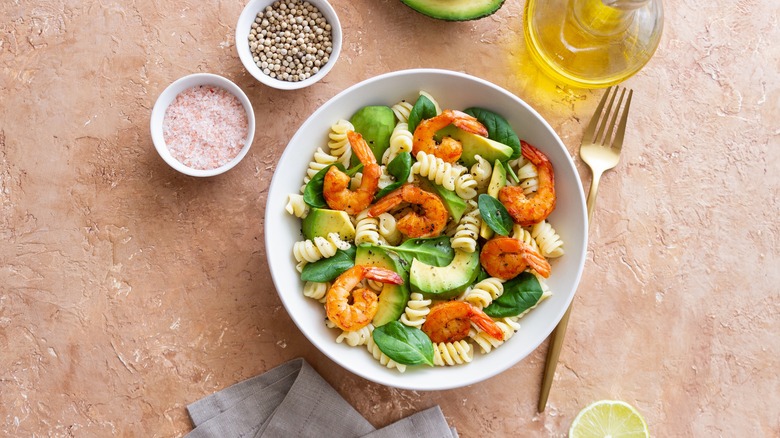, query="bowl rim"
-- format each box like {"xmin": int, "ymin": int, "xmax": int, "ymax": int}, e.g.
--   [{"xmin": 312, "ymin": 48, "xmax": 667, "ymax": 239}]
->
[
  {"xmin": 264, "ymin": 68, "xmax": 588, "ymax": 390},
  {"xmin": 150, "ymin": 72, "xmax": 256, "ymax": 177},
  {"xmin": 235, "ymin": 0, "xmax": 343, "ymax": 90}
]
